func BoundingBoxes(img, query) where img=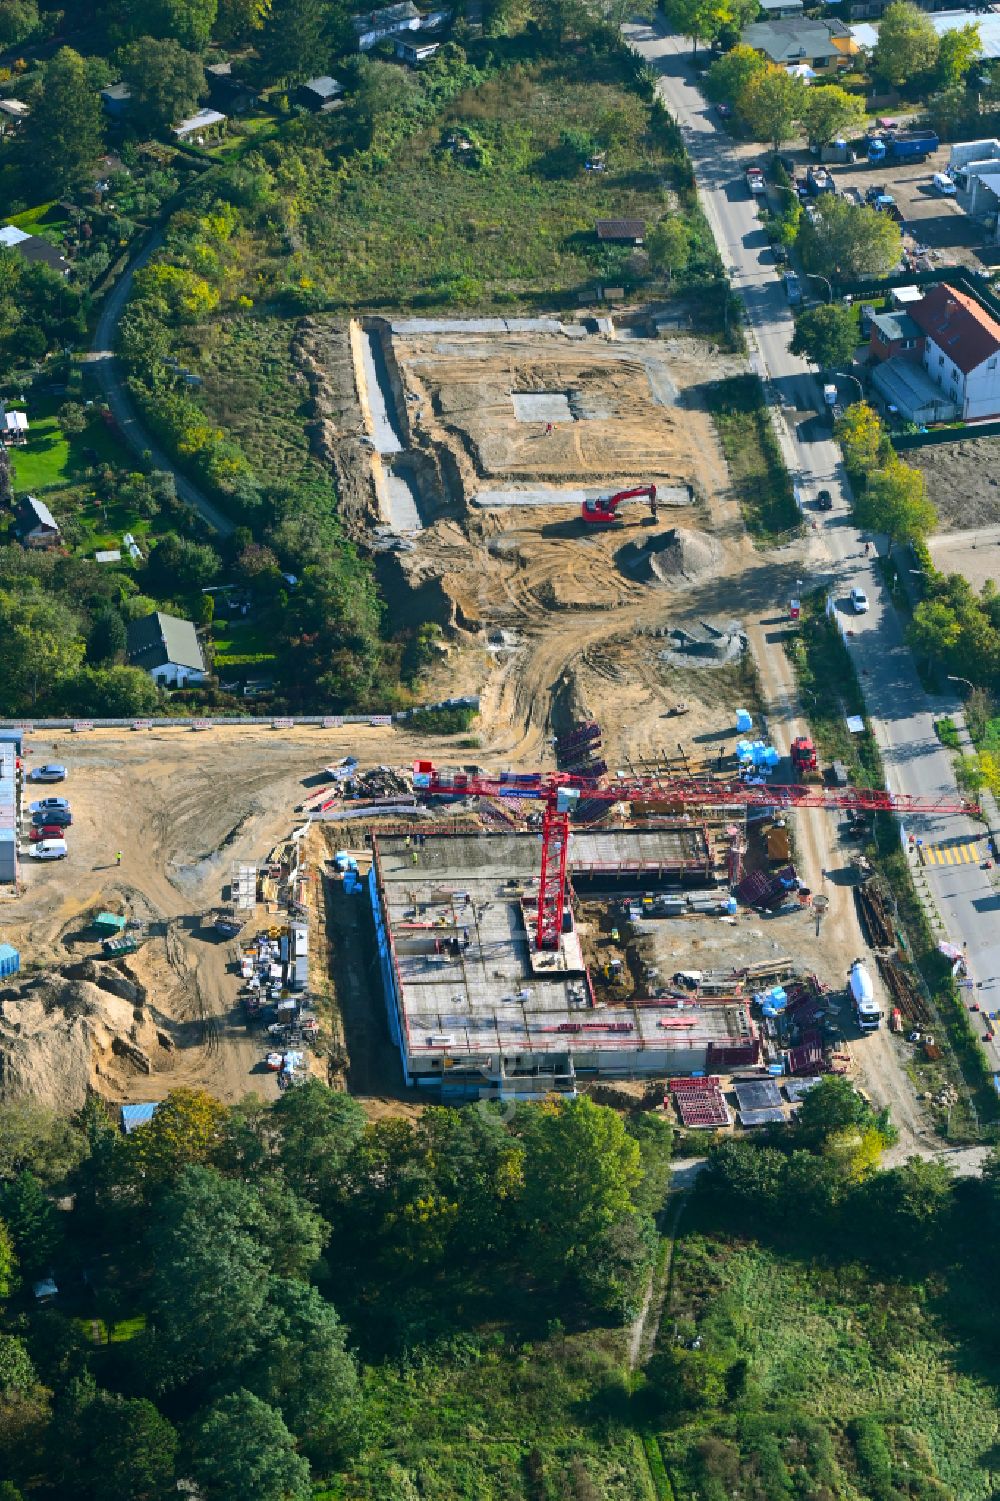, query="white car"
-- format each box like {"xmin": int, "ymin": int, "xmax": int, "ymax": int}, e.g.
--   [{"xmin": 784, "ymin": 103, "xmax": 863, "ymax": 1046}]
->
[
  {"xmin": 29, "ymin": 797, "xmax": 69, "ymax": 814},
  {"xmin": 30, "ymin": 839, "xmax": 68, "ymax": 860},
  {"xmin": 28, "ymin": 764, "xmax": 67, "ymax": 783},
  {"xmin": 850, "ymin": 586, "xmax": 870, "ymax": 613},
  {"xmin": 932, "ymin": 172, "xmax": 956, "ymax": 196}
]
